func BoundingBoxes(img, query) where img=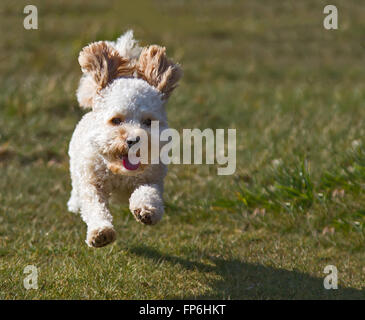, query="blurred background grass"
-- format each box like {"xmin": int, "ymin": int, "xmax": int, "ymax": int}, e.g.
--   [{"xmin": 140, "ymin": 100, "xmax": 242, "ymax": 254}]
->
[{"xmin": 0, "ymin": 0, "xmax": 364, "ymax": 299}]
